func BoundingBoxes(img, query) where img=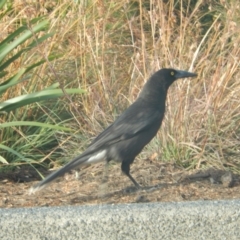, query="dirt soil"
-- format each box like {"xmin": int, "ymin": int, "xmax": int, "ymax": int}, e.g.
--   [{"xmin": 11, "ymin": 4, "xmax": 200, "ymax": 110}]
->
[{"xmin": 1, "ymin": 159, "xmax": 240, "ymax": 208}]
